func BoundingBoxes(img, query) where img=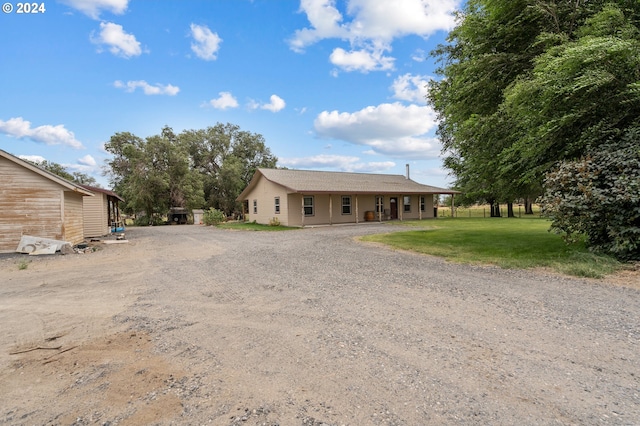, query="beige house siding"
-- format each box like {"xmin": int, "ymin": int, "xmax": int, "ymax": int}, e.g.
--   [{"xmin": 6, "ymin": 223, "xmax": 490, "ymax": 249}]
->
[
  {"xmin": 238, "ymin": 168, "xmax": 455, "ymax": 228},
  {"xmin": 83, "ymin": 192, "xmax": 109, "ymax": 237},
  {"xmin": 245, "ymin": 177, "xmax": 291, "ymax": 225},
  {"xmin": 290, "ymin": 193, "xmax": 435, "ymax": 226}
]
